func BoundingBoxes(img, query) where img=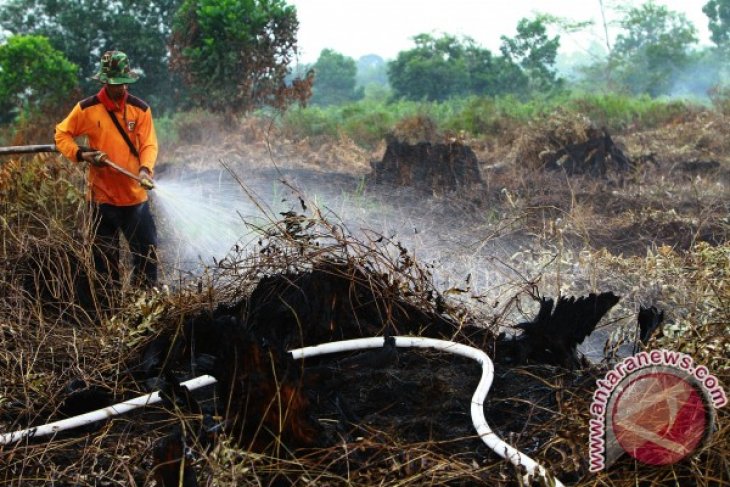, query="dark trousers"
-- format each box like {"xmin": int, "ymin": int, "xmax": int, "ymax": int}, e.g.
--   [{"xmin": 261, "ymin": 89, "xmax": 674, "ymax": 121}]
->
[{"xmin": 92, "ymin": 202, "xmax": 158, "ymax": 288}]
